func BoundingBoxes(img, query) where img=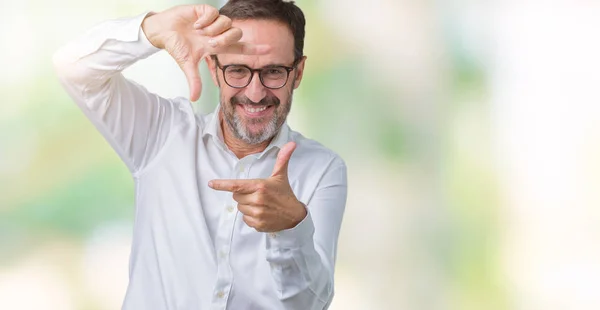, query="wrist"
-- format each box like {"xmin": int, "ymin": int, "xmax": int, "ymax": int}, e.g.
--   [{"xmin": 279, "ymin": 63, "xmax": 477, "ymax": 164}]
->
[
  {"xmin": 291, "ymin": 201, "xmax": 307, "ymax": 227},
  {"xmin": 141, "ymin": 12, "xmax": 165, "ymax": 49}
]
